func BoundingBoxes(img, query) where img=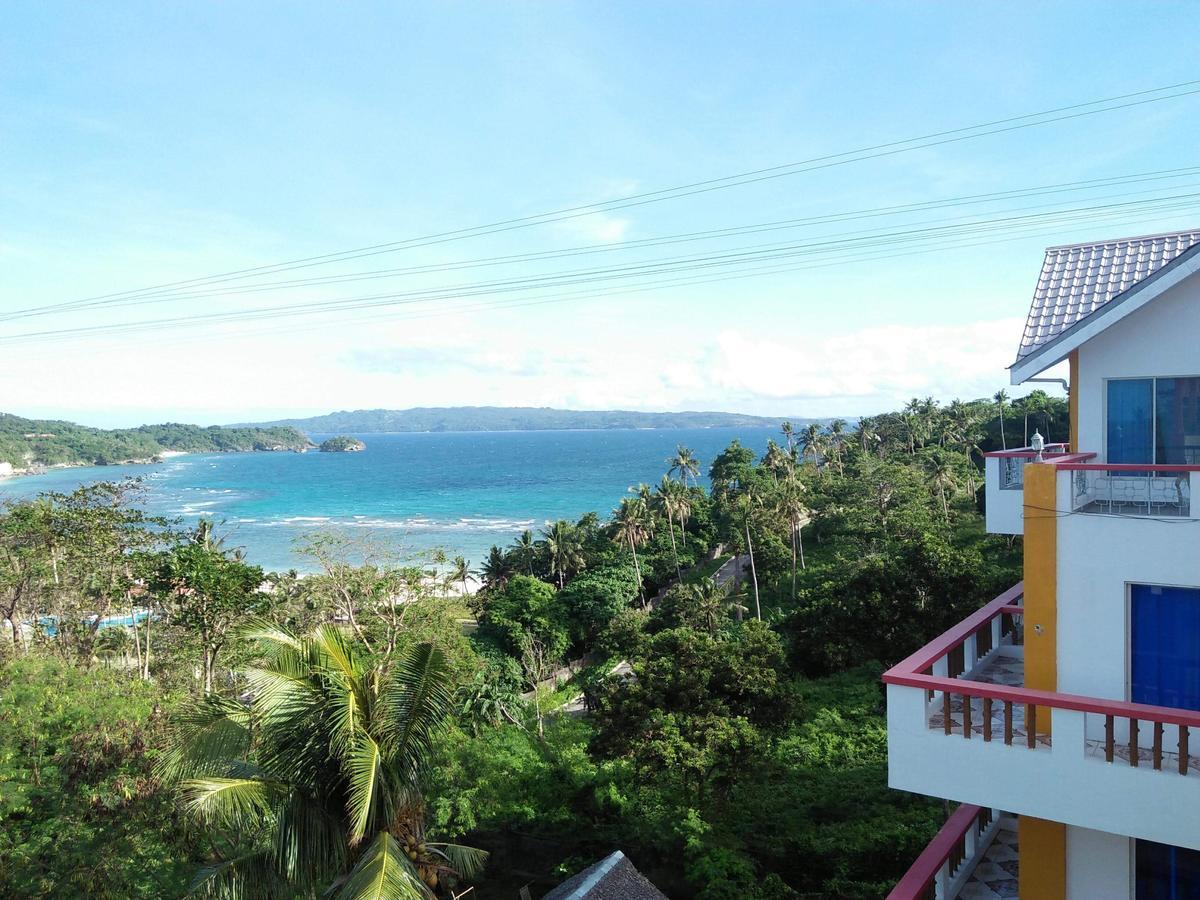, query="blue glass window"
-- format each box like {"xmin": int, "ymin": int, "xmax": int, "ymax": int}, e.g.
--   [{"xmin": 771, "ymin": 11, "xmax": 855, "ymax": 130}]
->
[
  {"xmin": 1137, "ymin": 839, "xmax": 1200, "ymax": 899},
  {"xmin": 1155, "ymin": 377, "xmax": 1200, "ymax": 465},
  {"xmin": 1108, "ymin": 379, "xmax": 1154, "ymax": 464},
  {"xmin": 1131, "ymin": 584, "xmax": 1200, "ymax": 711}
]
